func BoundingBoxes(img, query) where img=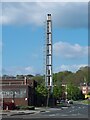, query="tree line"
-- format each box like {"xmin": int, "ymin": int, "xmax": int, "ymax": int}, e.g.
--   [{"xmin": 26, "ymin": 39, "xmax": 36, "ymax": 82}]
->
[{"xmin": 2, "ymin": 66, "xmax": 90, "ymax": 101}]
